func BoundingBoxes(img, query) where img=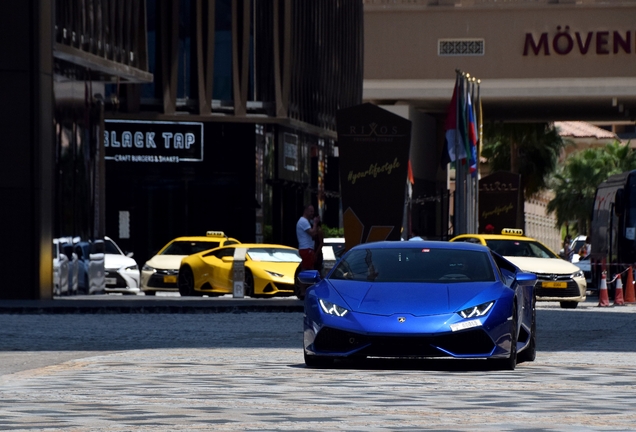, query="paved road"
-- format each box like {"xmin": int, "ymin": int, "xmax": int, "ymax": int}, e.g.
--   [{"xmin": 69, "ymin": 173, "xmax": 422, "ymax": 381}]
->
[{"xmin": 1, "ymin": 300, "xmax": 636, "ymax": 431}]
